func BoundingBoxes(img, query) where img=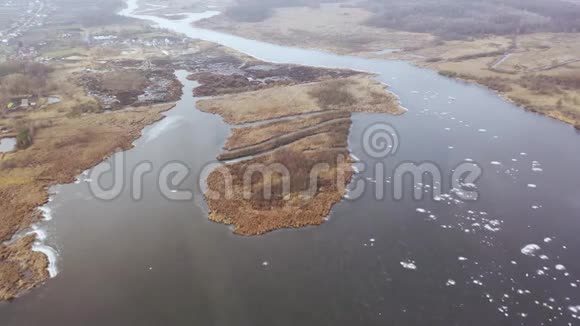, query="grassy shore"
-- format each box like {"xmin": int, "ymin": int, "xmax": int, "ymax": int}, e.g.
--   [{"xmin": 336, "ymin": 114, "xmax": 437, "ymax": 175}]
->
[
  {"xmin": 196, "ymin": 74, "xmax": 404, "ymax": 235},
  {"xmin": 195, "ymin": 4, "xmax": 580, "ymax": 128}
]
